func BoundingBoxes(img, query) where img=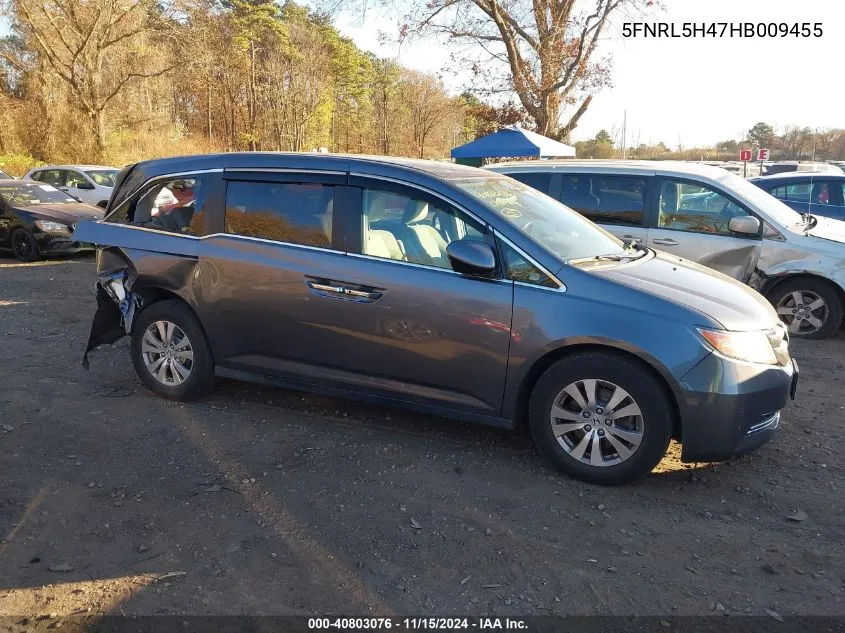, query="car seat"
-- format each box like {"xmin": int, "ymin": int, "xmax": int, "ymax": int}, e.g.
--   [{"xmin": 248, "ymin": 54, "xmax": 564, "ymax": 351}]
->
[{"xmin": 400, "ymin": 199, "xmax": 448, "ymax": 266}]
